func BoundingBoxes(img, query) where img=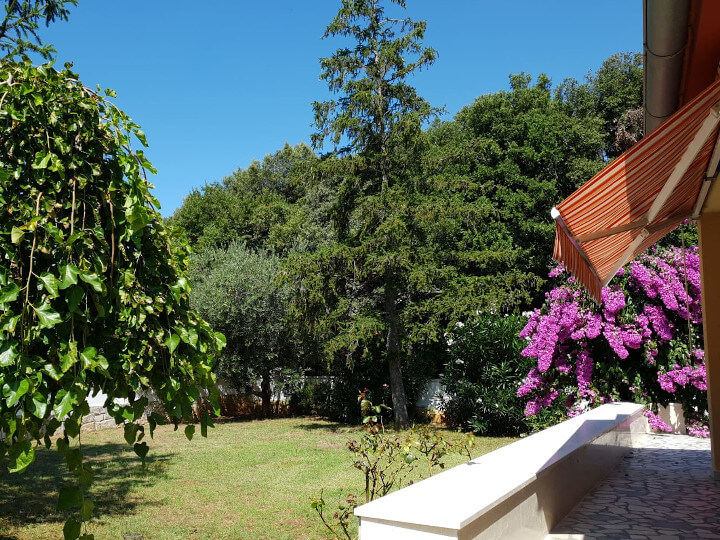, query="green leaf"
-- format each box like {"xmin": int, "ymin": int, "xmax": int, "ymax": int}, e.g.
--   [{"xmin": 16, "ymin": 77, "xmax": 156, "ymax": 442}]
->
[
  {"xmin": 66, "ymin": 285, "xmax": 84, "ymax": 312},
  {"xmin": 77, "ymin": 463, "xmax": 93, "ymax": 487},
  {"xmin": 57, "ymin": 485, "xmax": 81, "ymax": 510},
  {"xmin": 165, "ymin": 333, "xmax": 180, "ymax": 354},
  {"xmin": 0, "ymin": 342, "xmax": 17, "ymax": 367},
  {"xmin": 30, "ymin": 392, "xmax": 48, "ymax": 419},
  {"xmin": 124, "ymin": 423, "xmax": 139, "ymax": 445},
  {"xmin": 10, "ymin": 227, "xmax": 23, "ymax": 244},
  {"xmin": 33, "ymin": 302, "xmax": 62, "ymax": 328},
  {"xmin": 1, "ymin": 314, "xmax": 20, "ymax": 332},
  {"xmin": 53, "ymin": 389, "xmax": 75, "ymax": 419},
  {"xmin": 79, "ymin": 347, "xmax": 97, "ymax": 368},
  {"xmin": 214, "ymin": 332, "xmax": 227, "ymax": 350},
  {"xmin": 63, "ymin": 517, "xmax": 81, "ymax": 540},
  {"xmin": 79, "ymin": 272, "xmax": 103, "ymax": 293},
  {"xmin": 59, "ymin": 263, "xmax": 79, "ymax": 289},
  {"xmin": 184, "ymin": 424, "xmax": 195, "ymax": 441},
  {"xmin": 38, "ymin": 273, "xmax": 60, "ymax": 297},
  {"xmin": 0, "ymin": 282, "xmax": 20, "ymax": 303},
  {"xmin": 65, "ymin": 448, "xmax": 83, "ymax": 471},
  {"xmin": 80, "ymin": 498, "xmax": 95, "ymax": 521},
  {"xmin": 7, "ymin": 440, "xmax": 35, "ymax": 473},
  {"xmin": 60, "ymin": 350, "xmax": 78, "ymax": 372},
  {"xmin": 5, "ymin": 378, "xmax": 30, "ymax": 407},
  {"xmin": 31, "ymin": 151, "xmax": 51, "ymax": 170},
  {"xmin": 44, "ymin": 363, "xmax": 63, "ymax": 381},
  {"xmin": 133, "ymin": 442, "xmax": 149, "ymax": 464}
]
